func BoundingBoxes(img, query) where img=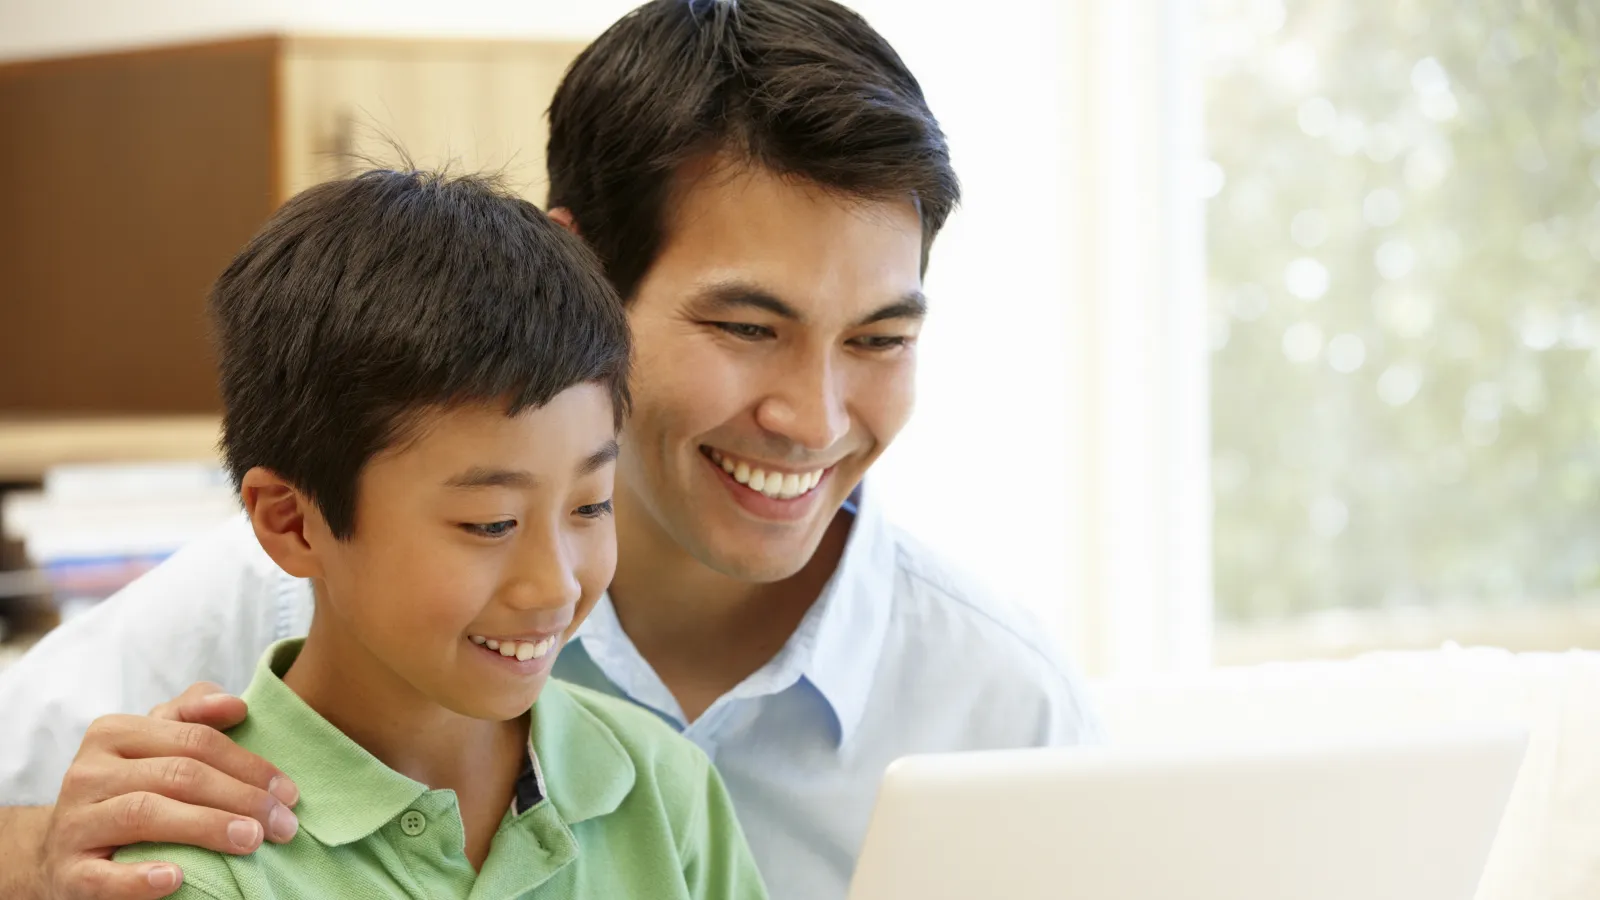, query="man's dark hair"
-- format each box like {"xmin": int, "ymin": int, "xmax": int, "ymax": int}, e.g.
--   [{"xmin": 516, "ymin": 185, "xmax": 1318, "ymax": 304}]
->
[
  {"xmin": 213, "ymin": 168, "xmax": 631, "ymax": 538},
  {"xmin": 547, "ymin": 0, "xmax": 960, "ymax": 301}
]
